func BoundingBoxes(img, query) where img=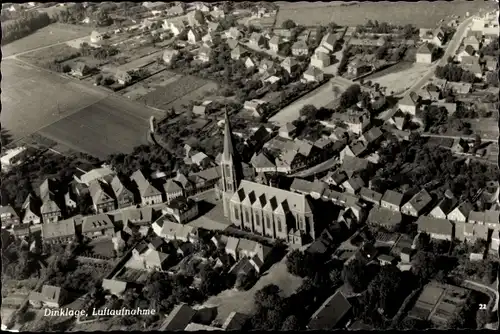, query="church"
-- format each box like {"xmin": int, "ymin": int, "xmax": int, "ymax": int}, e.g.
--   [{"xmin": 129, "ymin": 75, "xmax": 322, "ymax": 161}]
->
[{"xmin": 216, "ymin": 110, "xmax": 316, "ymax": 246}]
